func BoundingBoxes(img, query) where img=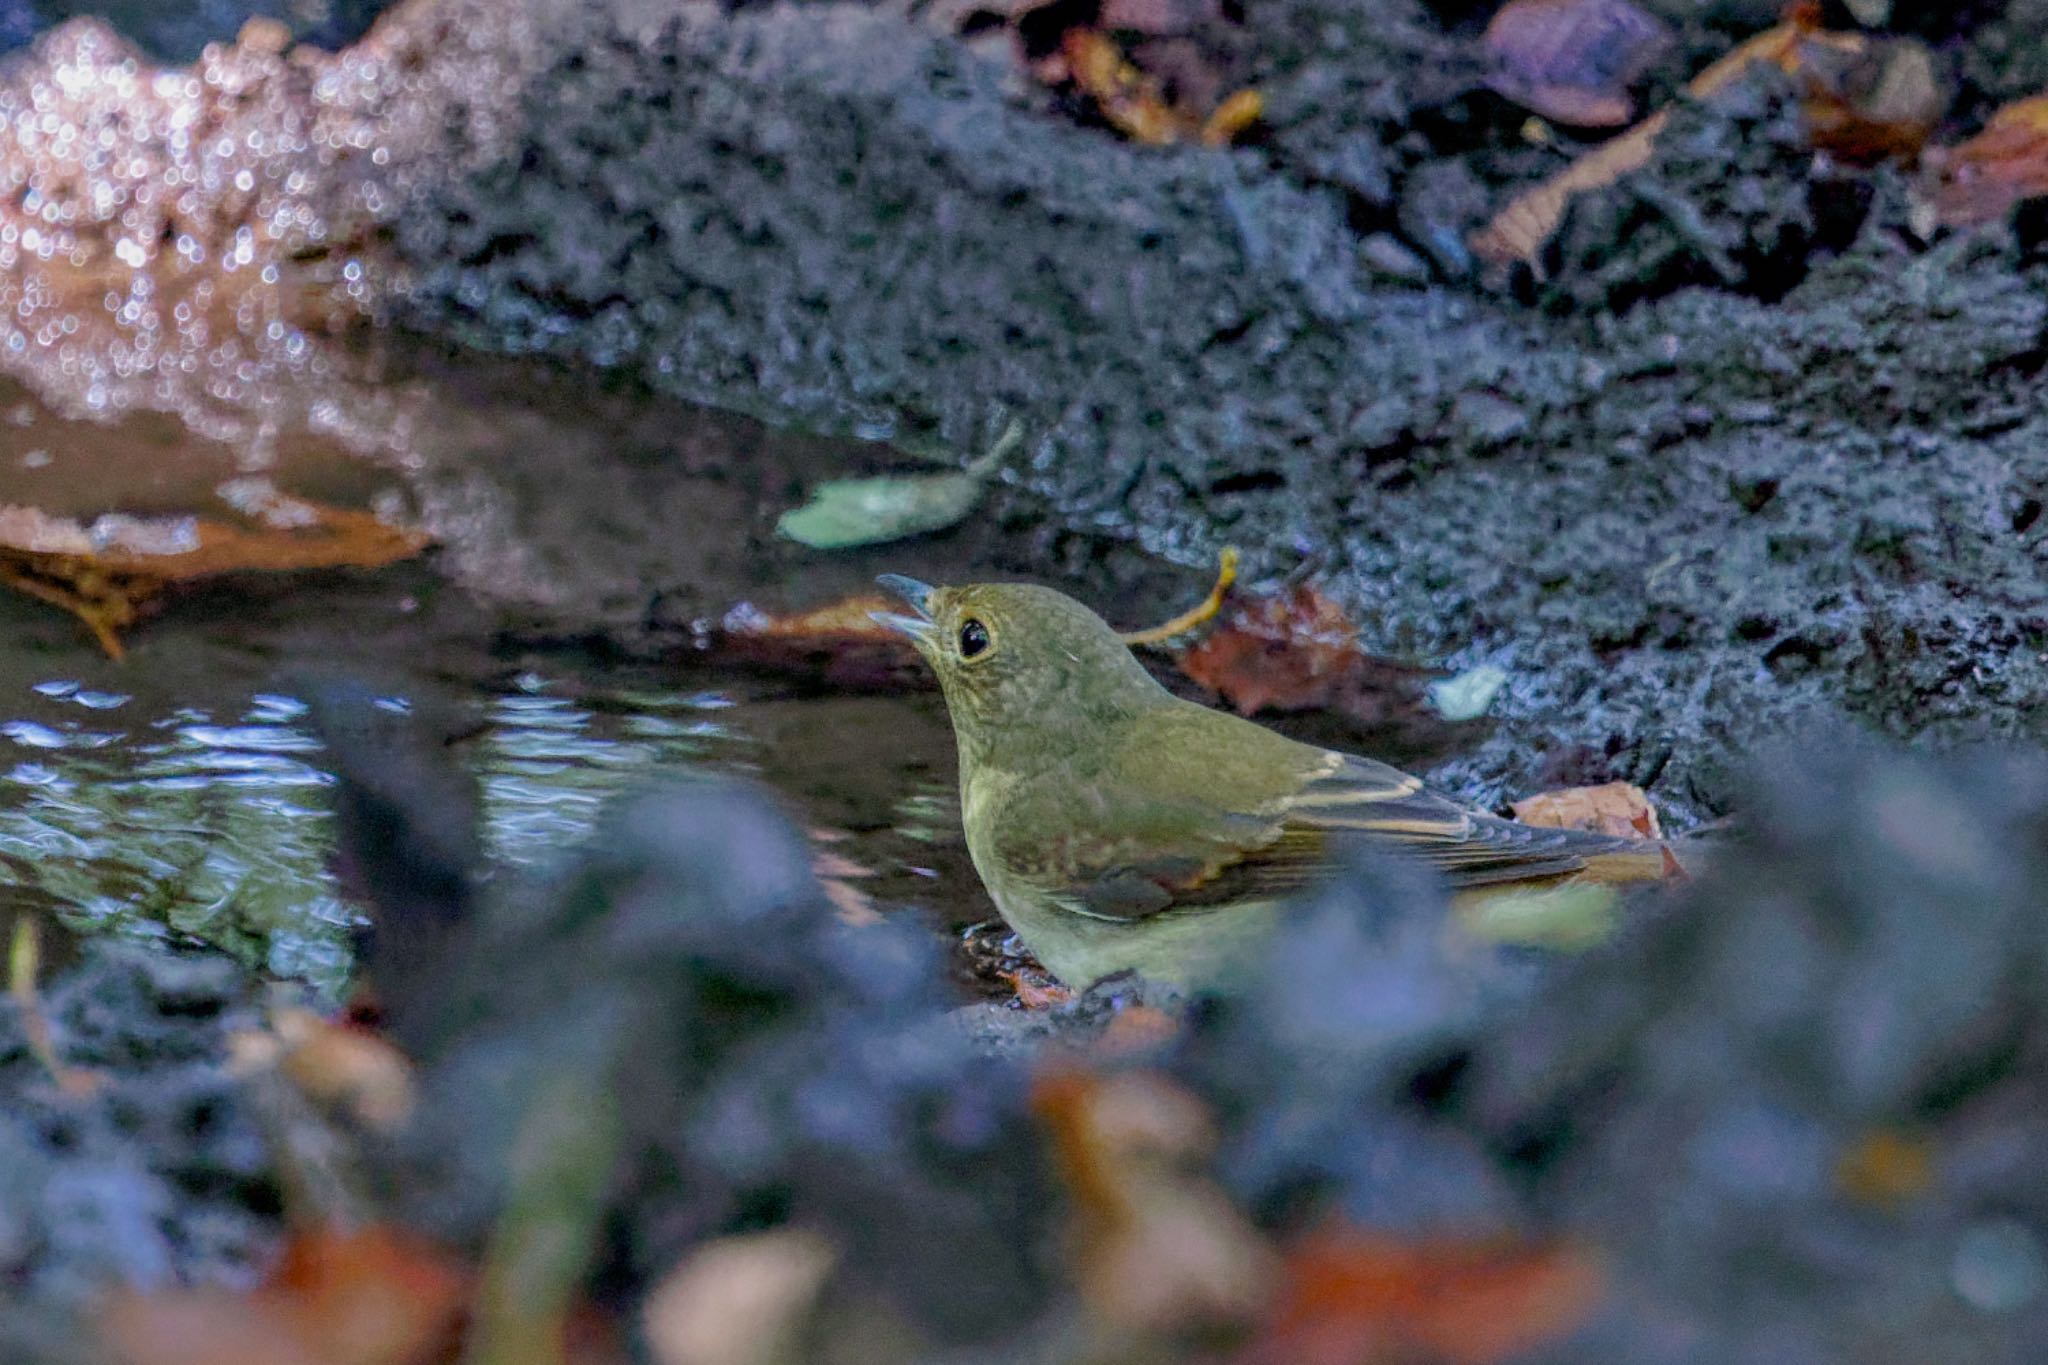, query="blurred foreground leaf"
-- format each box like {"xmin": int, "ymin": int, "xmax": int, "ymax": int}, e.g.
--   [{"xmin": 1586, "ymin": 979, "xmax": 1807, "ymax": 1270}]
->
[
  {"xmin": 103, "ymin": 1225, "xmax": 469, "ymax": 1365},
  {"xmin": 1237, "ymin": 1228, "xmax": 1605, "ymax": 1365}
]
